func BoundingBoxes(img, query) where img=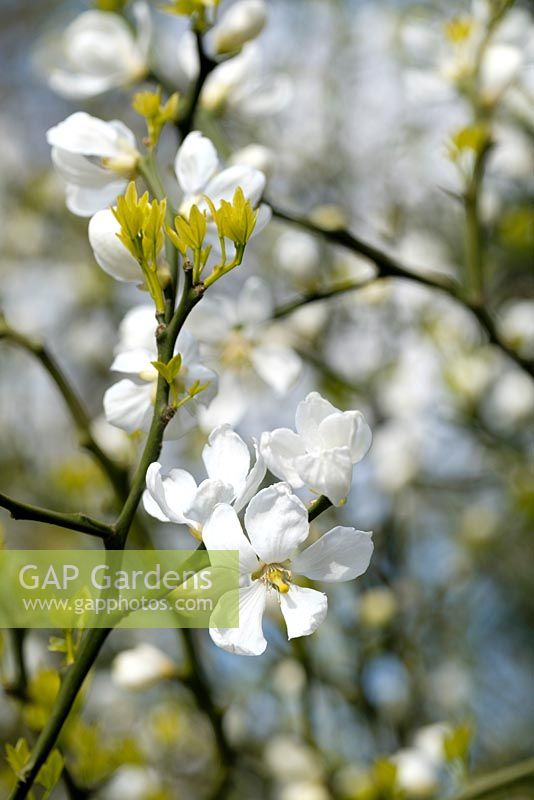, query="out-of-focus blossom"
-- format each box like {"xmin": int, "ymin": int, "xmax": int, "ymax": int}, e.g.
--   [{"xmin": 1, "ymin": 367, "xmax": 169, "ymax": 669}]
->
[
  {"xmin": 370, "ymin": 421, "xmax": 420, "ymax": 493},
  {"xmin": 498, "ymin": 300, "xmax": 534, "ymax": 358},
  {"xmin": 280, "ymin": 781, "xmax": 330, "ymax": 800},
  {"xmin": 392, "ymin": 748, "xmax": 439, "ymax": 799},
  {"xmin": 479, "ymin": 43, "xmax": 522, "ymax": 103},
  {"xmin": 90, "ymin": 415, "xmax": 136, "ymax": 466},
  {"xmin": 358, "ymin": 586, "xmax": 397, "ymax": 628},
  {"xmin": 487, "ymin": 371, "xmax": 534, "ymax": 427},
  {"xmin": 228, "ymin": 143, "xmax": 275, "ymax": 177},
  {"xmin": 201, "ymin": 43, "xmax": 292, "ymax": 117},
  {"xmin": 264, "ymin": 735, "xmax": 323, "ymax": 782},
  {"xmin": 44, "ymin": 4, "xmax": 150, "ymax": 99},
  {"xmin": 143, "ymin": 424, "xmax": 265, "ymax": 538},
  {"xmin": 189, "ymin": 277, "xmax": 302, "ymax": 427},
  {"xmin": 276, "ymin": 230, "xmax": 322, "ymax": 287},
  {"xmin": 104, "ymin": 767, "xmax": 162, "ymax": 800},
  {"xmin": 272, "ymin": 658, "xmax": 306, "ymax": 696},
  {"xmin": 111, "ymin": 643, "xmax": 177, "ymax": 689},
  {"xmin": 213, "ymin": 0, "xmax": 267, "ymax": 55},
  {"xmin": 88, "ymin": 208, "xmax": 141, "ymax": 282},
  {"xmin": 103, "ymin": 305, "xmax": 217, "ymax": 435},
  {"xmin": 414, "ymin": 723, "xmax": 451, "ymax": 765},
  {"xmin": 46, "ymin": 113, "xmax": 139, "ymax": 216},
  {"xmin": 206, "ymin": 482, "xmax": 373, "ymax": 655},
  {"xmin": 260, "ymin": 392, "xmax": 372, "ymax": 506}
]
